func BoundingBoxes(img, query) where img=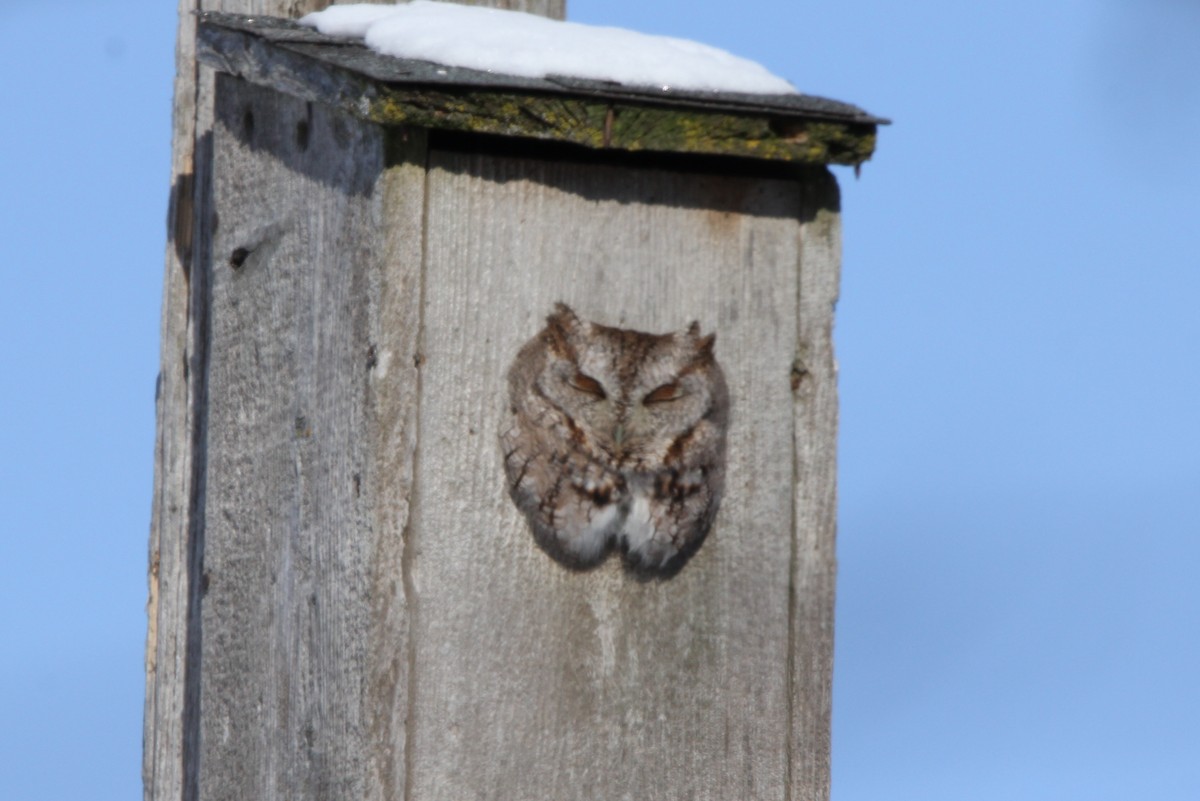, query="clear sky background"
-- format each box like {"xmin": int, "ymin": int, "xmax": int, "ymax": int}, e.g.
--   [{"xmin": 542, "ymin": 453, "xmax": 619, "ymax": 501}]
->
[{"xmin": 1, "ymin": 1, "xmax": 1197, "ymax": 799}]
